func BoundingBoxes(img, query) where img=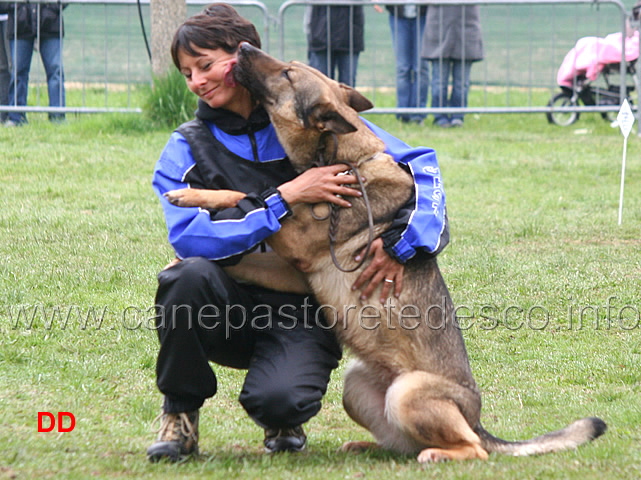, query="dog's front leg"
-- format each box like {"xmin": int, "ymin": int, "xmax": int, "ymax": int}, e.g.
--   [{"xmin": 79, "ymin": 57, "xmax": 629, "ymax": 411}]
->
[{"xmin": 165, "ymin": 188, "xmax": 247, "ymax": 210}]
